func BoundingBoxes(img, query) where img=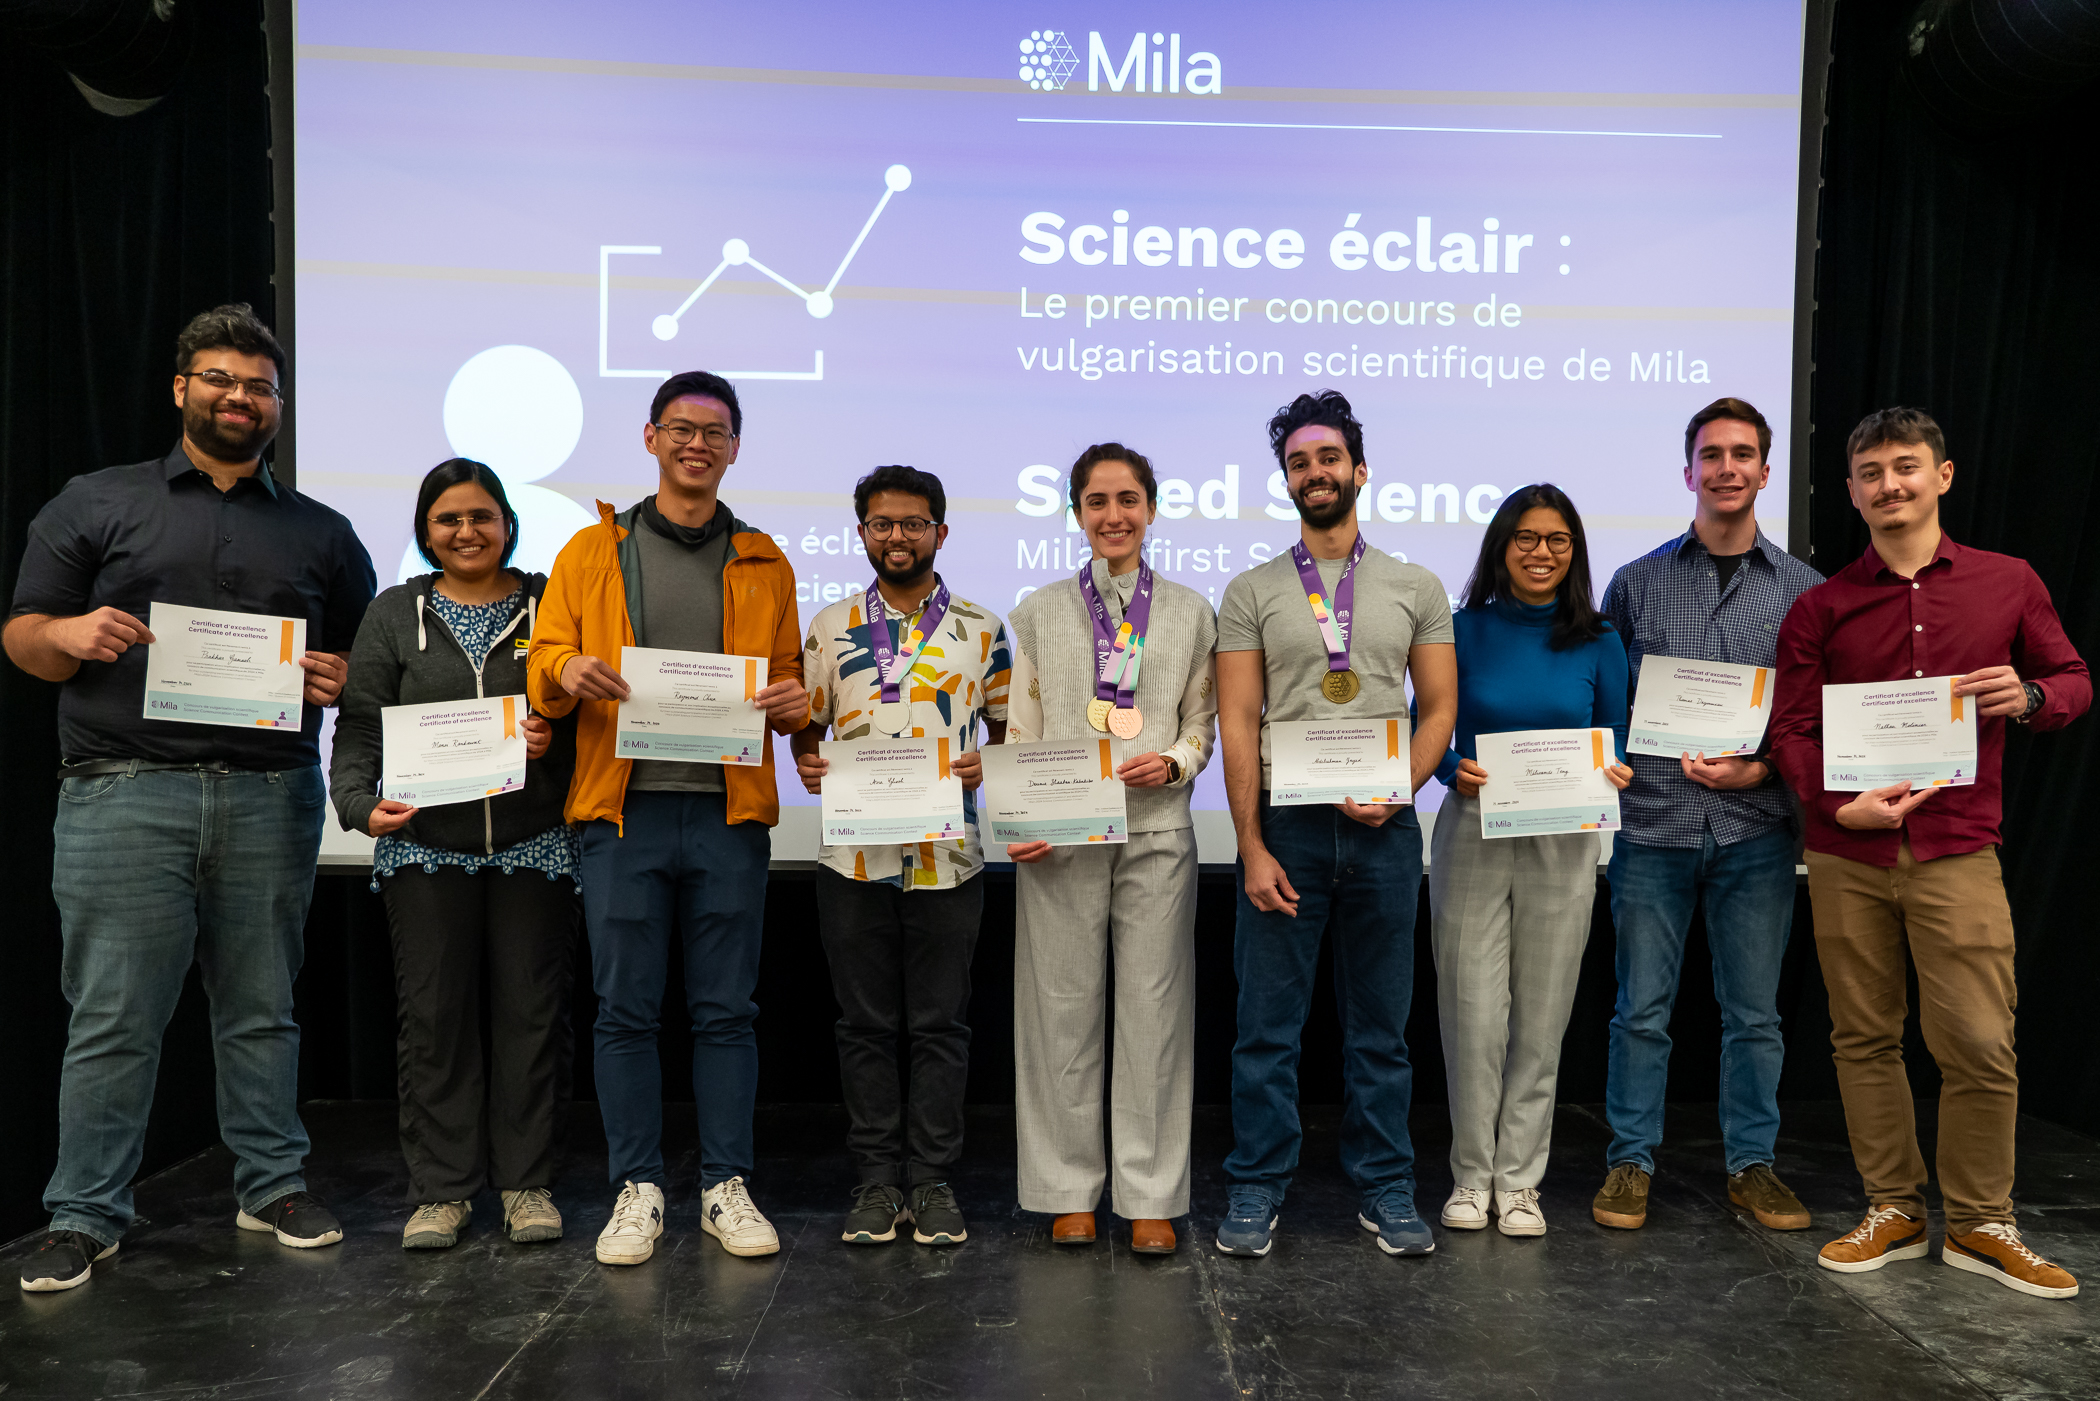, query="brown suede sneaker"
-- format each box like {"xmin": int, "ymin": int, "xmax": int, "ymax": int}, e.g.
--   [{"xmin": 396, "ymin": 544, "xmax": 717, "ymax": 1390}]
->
[
  {"xmin": 1943, "ymin": 1223, "xmax": 2080, "ymax": 1299},
  {"xmin": 1591, "ymin": 1164, "xmax": 1650, "ymax": 1229},
  {"xmin": 1727, "ymin": 1163, "xmax": 1811, "ymax": 1230},
  {"xmin": 1818, "ymin": 1206, "xmax": 1928, "ymax": 1273}
]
